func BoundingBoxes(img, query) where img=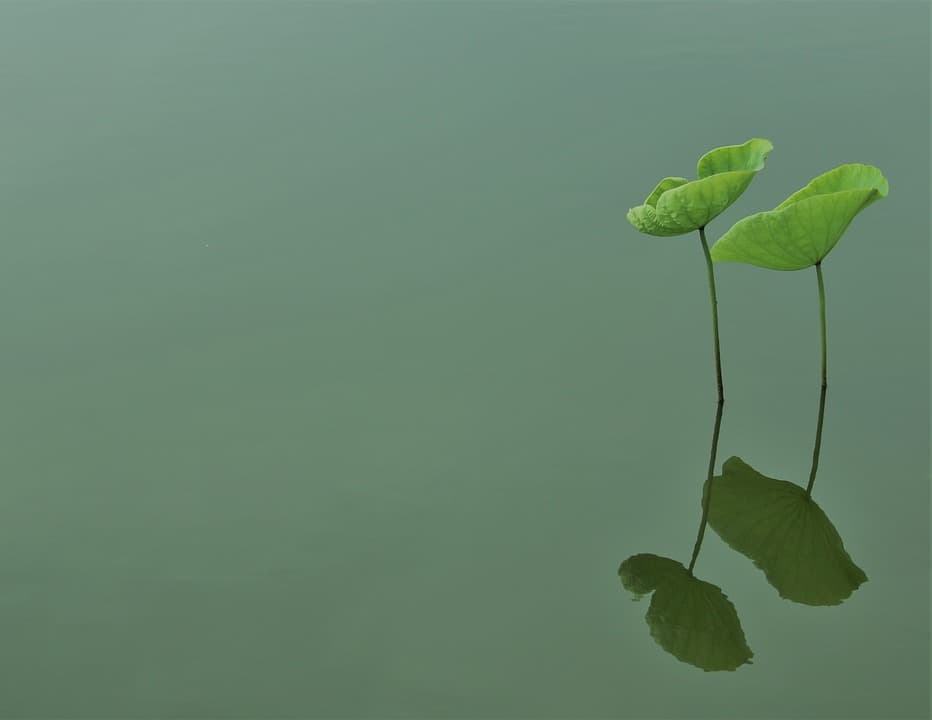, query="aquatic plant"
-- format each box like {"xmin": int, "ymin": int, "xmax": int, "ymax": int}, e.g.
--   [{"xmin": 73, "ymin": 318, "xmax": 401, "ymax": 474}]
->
[
  {"xmin": 627, "ymin": 137, "xmax": 773, "ymax": 402},
  {"xmin": 704, "ymin": 163, "xmax": 887, "ymax": 604},
  {"xmin": 711, "ymin": 162, "xmax": 888, "ymax": 401},
  {"xmin": 618, "ymin": 140, "xmax": 773, "ymax": 670}
]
